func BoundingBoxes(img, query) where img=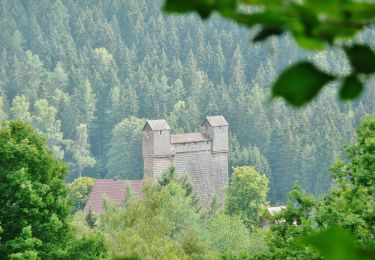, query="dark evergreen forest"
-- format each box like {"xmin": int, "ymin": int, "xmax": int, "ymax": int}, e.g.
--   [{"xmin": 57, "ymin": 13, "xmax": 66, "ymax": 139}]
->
[{"xmin": 0, "ymin": 0, "xmax": 374, "ymax": 203}]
